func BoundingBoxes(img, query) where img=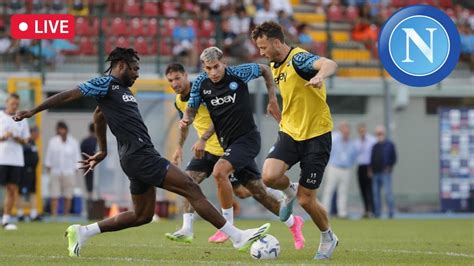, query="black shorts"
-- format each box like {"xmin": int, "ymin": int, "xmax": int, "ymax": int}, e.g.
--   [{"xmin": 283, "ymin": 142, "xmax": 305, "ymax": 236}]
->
[
  {"xmin": 185, "ymin": 151, "xmax": 220, "ymax": 176},
  {"xmin": 267, "ymin": 131, "xmax": 332, "ymax": 189},
  {"xmin": 19, "ymin": 166, "xmax": 36, "ymax": 194},
  {"xmin": 120, "ymin": 148, "xmax": 170, "ymax": 195},
  {"xmin": 223, "ymin": 130, "xmax": 261, "ymax": 186},
  {"xmin": 0, "ymin": 165, "xmax": 23, "ymax": 186}
]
